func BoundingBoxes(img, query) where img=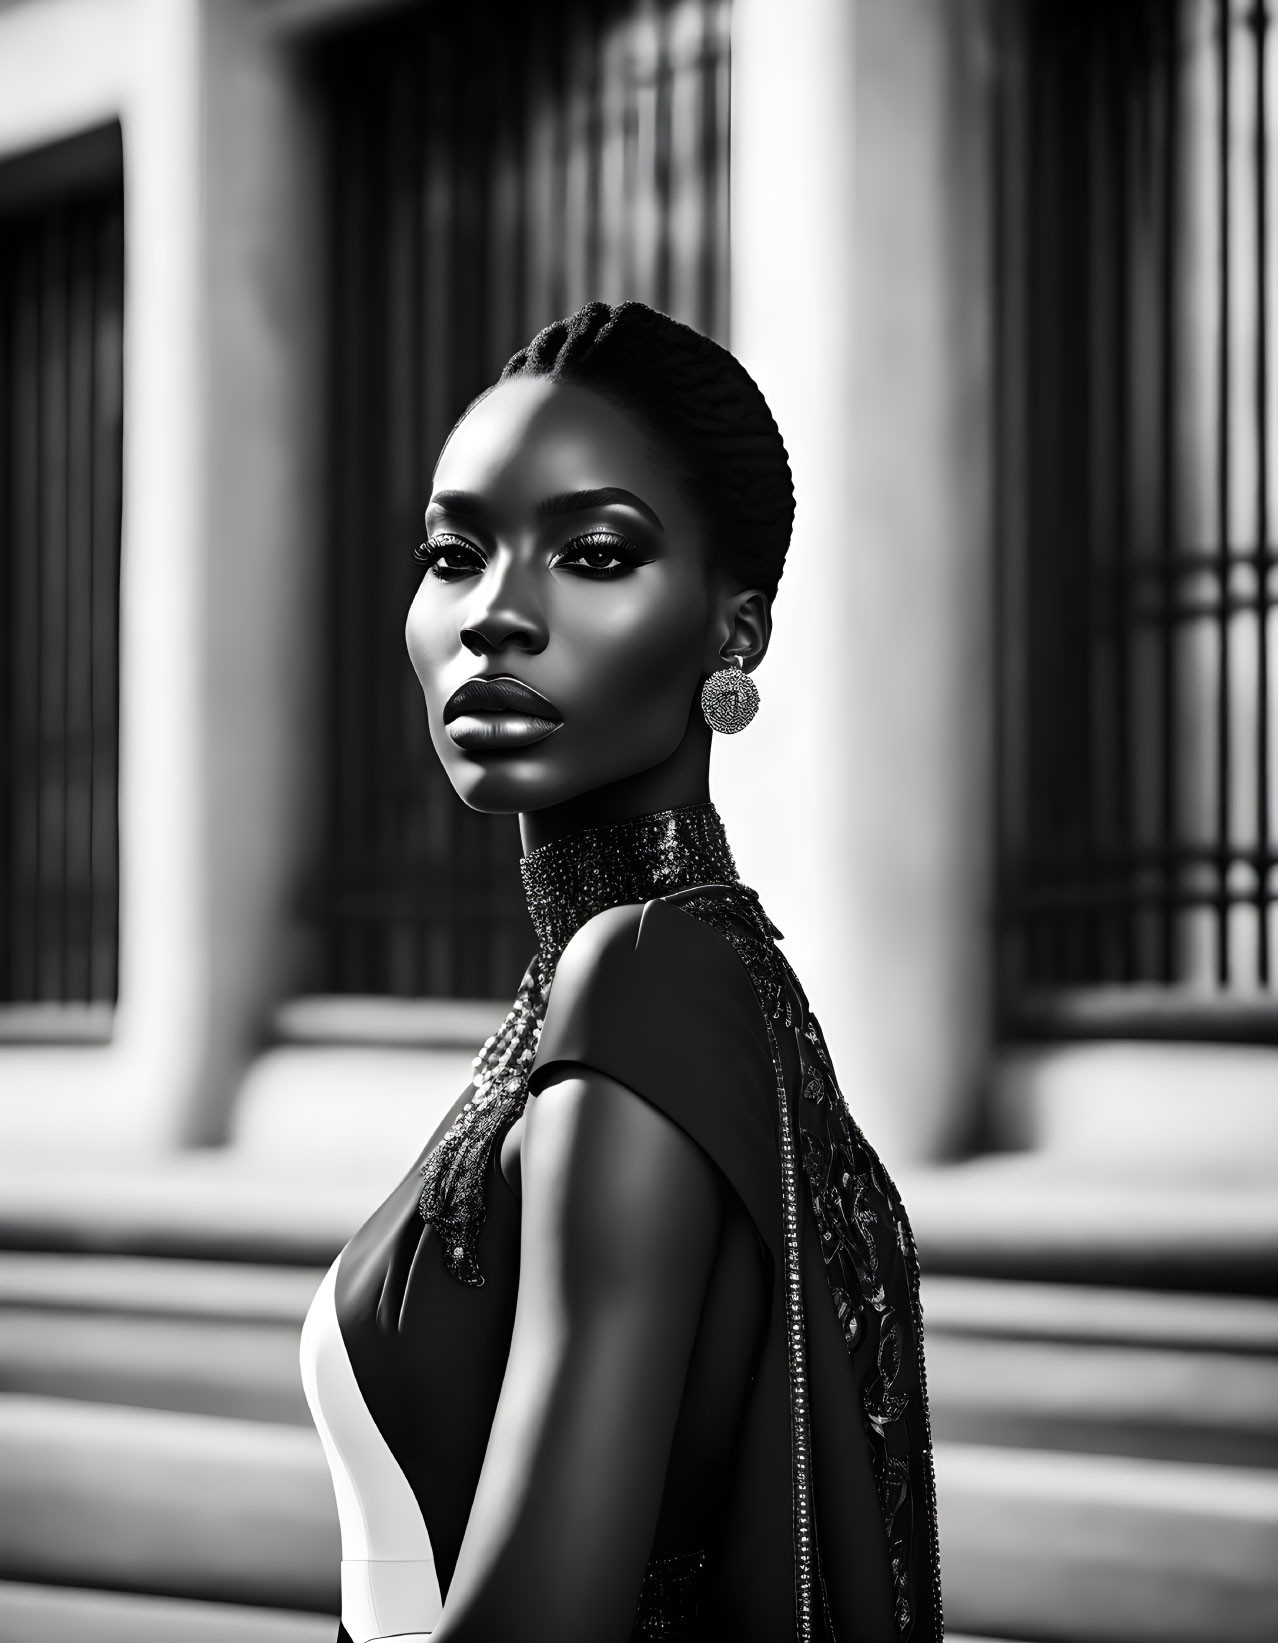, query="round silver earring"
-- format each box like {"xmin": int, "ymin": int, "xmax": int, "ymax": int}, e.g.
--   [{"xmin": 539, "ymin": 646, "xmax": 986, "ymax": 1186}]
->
[{"xmin": 700, "ymin": 655, "xmax": 760, "ymax": 734}]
